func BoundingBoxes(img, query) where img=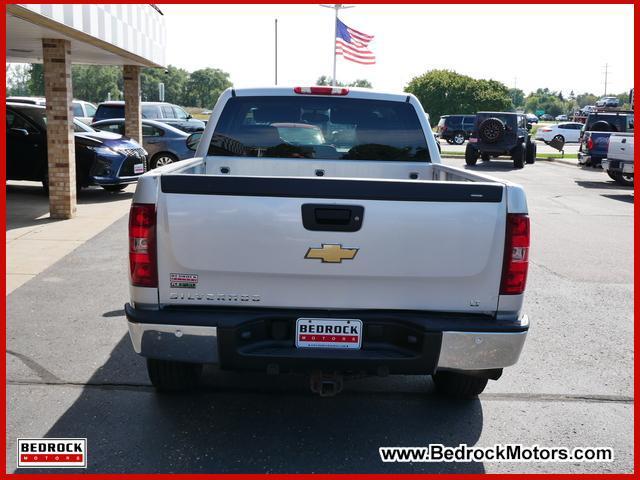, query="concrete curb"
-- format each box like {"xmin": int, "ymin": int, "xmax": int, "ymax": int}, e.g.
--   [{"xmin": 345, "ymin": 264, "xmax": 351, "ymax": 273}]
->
[{"xmin": 440, "ymin": 154, "xmax": 578, "ymax": 167}]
